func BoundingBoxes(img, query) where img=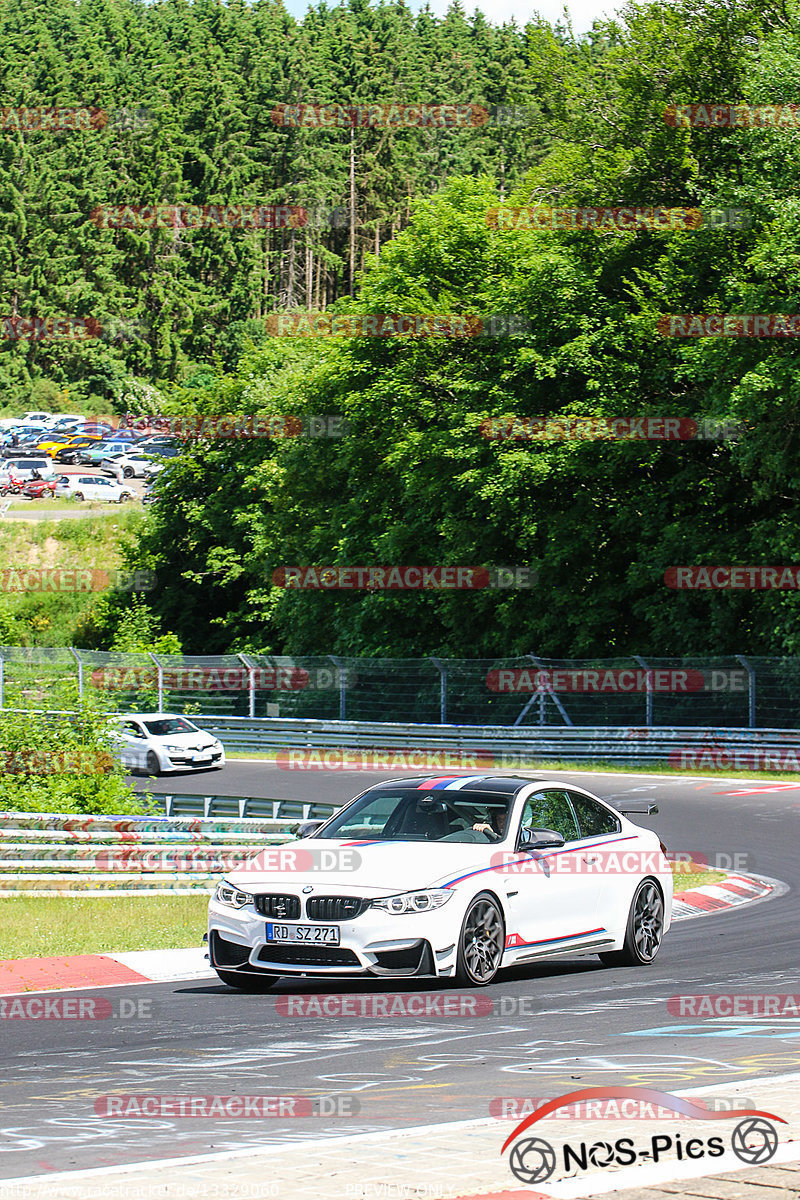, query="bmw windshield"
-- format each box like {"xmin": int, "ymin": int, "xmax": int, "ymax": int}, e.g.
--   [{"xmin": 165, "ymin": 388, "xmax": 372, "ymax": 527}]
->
[{"xmin": 314, "ymin": 787, "xmax": 512, "ymax": 843}]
